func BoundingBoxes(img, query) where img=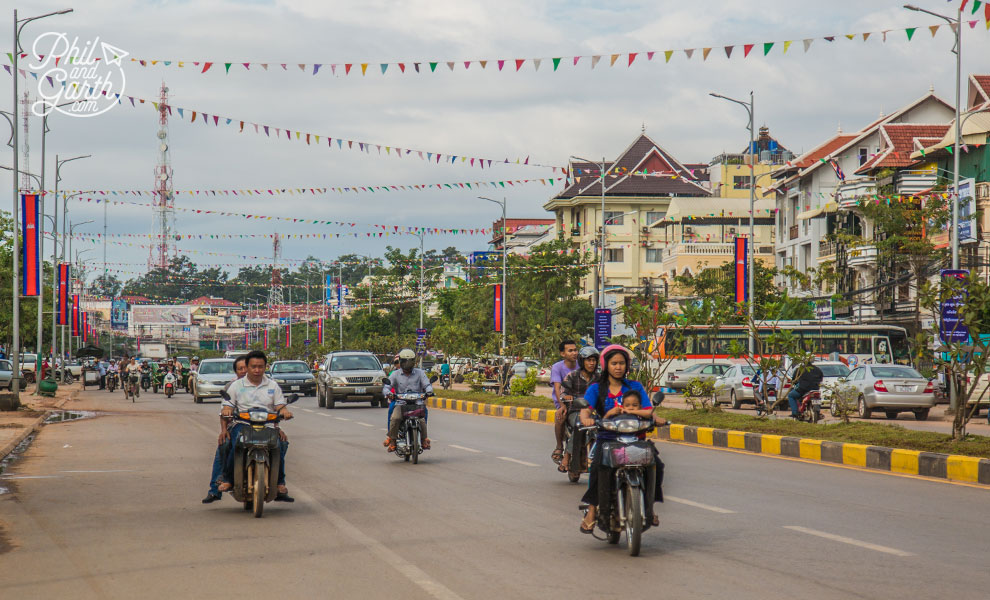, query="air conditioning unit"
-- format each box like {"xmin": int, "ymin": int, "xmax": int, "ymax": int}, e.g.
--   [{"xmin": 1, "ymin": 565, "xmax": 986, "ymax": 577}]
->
[
  {"xmin": 684, "ymin": 226, "xmax": 694, "ymax": 235},
  {"xmin": 640, "ymin": 226, "xmax": 650, "ymax": 234},
  {"xmin": 728, "ymin": 227, "xmax": 736, "ymax": 235},
  {"xmin": 978, "ymin": 182, "xmax": 990, "ymax": 201}
]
